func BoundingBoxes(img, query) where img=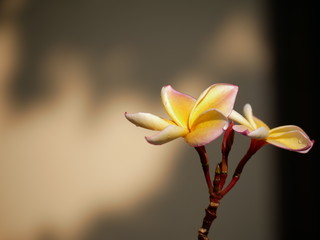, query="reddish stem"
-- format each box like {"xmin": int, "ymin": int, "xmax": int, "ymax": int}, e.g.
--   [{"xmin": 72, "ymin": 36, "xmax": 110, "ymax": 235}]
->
[
  {"xmin": 198, "ymin": 200, "xmax": 220, "ymax": 240},
  {"xmin": 219, "ymin": 122, "xmax": 235, "ymax": 190},
  {"xmin": 213, "ymin": 164, "xmax": 221, "ymax": 194},
  {"xmin": 195, "ymin": 146, "xmax": 214, "ymax": 196},
  {"xmin": 220, "ymin": 139, "xmax": 267, "ymax": 197},
  {"xmin": 196, "ymin": 138, "xmax": 267, "ymax": 240},
  {"xmin": 195, "ymin": 146, "xmax": 220, "ymax": 240}
]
